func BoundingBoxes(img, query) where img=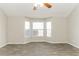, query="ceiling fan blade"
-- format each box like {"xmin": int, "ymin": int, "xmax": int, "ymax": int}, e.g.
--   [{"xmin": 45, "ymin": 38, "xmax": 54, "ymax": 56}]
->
[{"xmin": 43, "ymin": 3, "xmax": 52, "ymax": 8}]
